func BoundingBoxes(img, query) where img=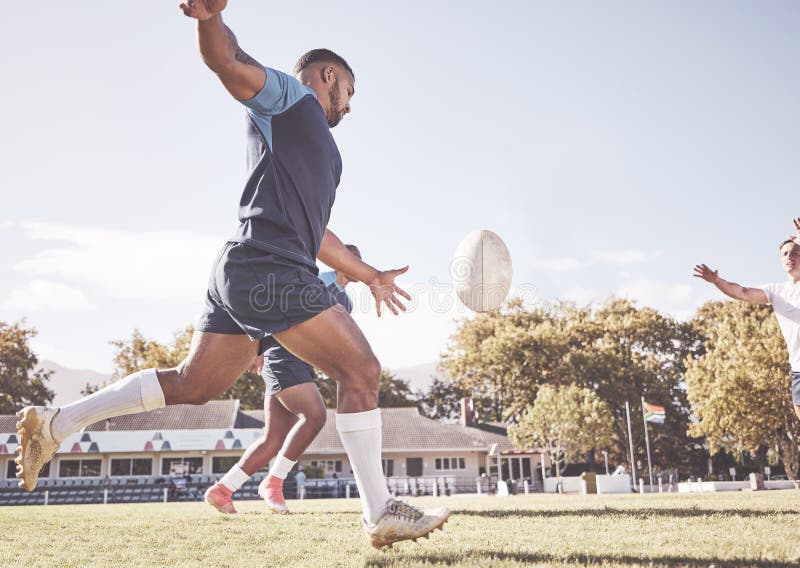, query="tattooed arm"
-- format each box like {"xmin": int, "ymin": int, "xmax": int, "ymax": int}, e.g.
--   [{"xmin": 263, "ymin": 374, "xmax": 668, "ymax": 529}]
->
[{"xmin": 180, "ymin": 1, "xmax": 266, "ymax": 101}]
